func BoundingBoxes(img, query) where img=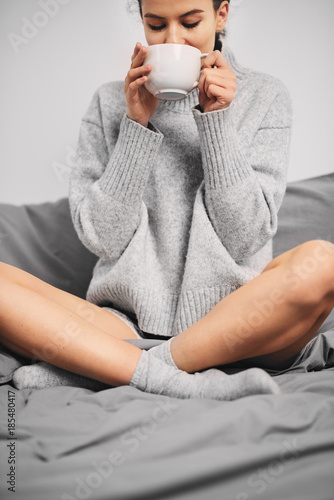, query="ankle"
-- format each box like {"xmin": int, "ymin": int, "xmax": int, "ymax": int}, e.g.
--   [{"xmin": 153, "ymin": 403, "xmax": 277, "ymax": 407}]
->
[
  {"xmin": 170, "ymin": 337, "xmax": 195, "ymax": 373},
  {"xmin": 167, "ymin": 338, "xmax": 179, "ymax": 369}
]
